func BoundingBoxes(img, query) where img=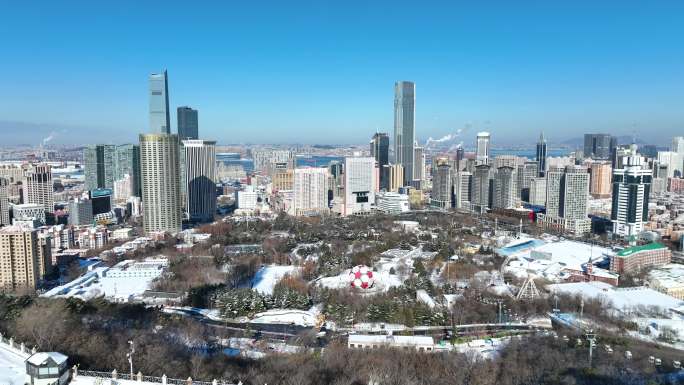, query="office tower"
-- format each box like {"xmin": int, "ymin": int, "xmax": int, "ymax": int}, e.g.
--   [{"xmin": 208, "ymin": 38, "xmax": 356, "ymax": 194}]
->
[
  {"xmin": 454, "ymin": 171, "xmax": 472, "ymax": 209},
  {"xmin": 0, "ymin": 226, "xmax": 51, "ymax": 292},
  {"xmin": 182, "ymin": 140, "xmax": 217, "ymax": 223},
  {"xmin": 370, "ymin": 133, "xmax": 390, "ymax": 189},
  {"xmin": 68, "ymin": 198, "xmax": 94, "ymax": 226},
  {"xmin": 23, "ymin": 164, "xmax": 54, "ymax": 214},
  {"xmin": 149, "ymin": 70, "xmax": 171, "ymax": 134},
  {"xmin": 387, "ymin": 164, "xmax": 404, "ymax": 192},
  {"xmin": 413, "ymin": 146, "xmax": 426, "ymax": 183},
  {"xmin": 611, "ymin": 146, "xmax": 652, "ymax": 240},
  {"xmin": 670, "ymin": 136, "xmax": 684, "ymax": 177},
  {"xmin": 494, "ymin": 166, "xmax": 517, "ymax": 209},
  {"xmin": 84, "ymin": 144, "xmax": 116, "ymax": 191},
  {"xmin": 430, "ymin": 158, "xmax": 451, "ymax": 210},
  {"xmin": 90, "ymin": 189, "xmax": 113, "ymax": 216},
  {"xmin": 590, "ymin": 162, "xmax": 612, "ymax": 198},
  {"xmin": 177, "ymin": 106, "xmax": 199, "ymax": 140},
  {"xmin": 394, "ymin": 81, "xmax": 415, "ymax": 184},
  {"xmin": 583, "ymin": 133, "xmax": 616, "ymax": 160},
  {"xmin": 539, "ymin": 166, "xmax": 591, "ymax": 234},
  {"xmin": 517, "ymin": 161, "xmax": 538, "ymax": 202},
  {"xmin": 343, "ymin": 156, "xmax": 376, "ymax": 216},
  {"xmin": 494, "ymin": 155, "xmax": 518, "ymax": 169},
  {"xmin": 471, "ymin": 164, "xmax": 492, "ymax": 213},
  {"xmin": 0, "ymin": 178, "xmax": 8, "ymax": 226},
  {"xmin": 529, "ymin": 178, "xmax": 547, "ymax": 206},
  {"xmin": 536, "ymin": 132, "xmax": 547, "ymax": 177},
  {"xmin": 476, "ymin": 132, "xmax": 491, "ymax": 165},
  {"xmin": 140, "ymin": 133, "xmax": 182, "ymax": 234},
  {"xmin": 455, "ymin": 146, "xmax": 465, "ymax": 171},
  {"xmin": 293, "ymin": 167, "xmax": 329, "ymax": 216},
  {"xmin": 115, "ymin": 144, "xmax": 141, "ymax": 197}
]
